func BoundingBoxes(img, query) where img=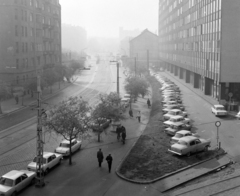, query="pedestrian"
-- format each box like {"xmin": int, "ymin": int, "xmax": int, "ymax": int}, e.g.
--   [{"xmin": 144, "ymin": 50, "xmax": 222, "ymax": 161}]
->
[
  {"xmin": 97, "ymin": 148, "xmax": 104, "ymax": 167},
  {"xmin": 116, "ymin": 125, "xmax": 122, "ymax": 141},
  {"xmin": 147, "ymin": 98, "xmax": 151, "ymax": 108},
  {"xmin": 129, "ymin": 109, "xmax": 133, "ymax": 118},
  {"xmin": 136, "ymin": 111, "xmax": 141, "ymax": 123},
  {"xmin": 121, "ymin": 130, "xmax": 126, "ymax": 144},
  {"xmin": 106, "ymin": 154, "xmax": 113, "ymax": 173},
  {"xmin": 15, "ymin": 95, "xmax": 19, "ymax": 104}
]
